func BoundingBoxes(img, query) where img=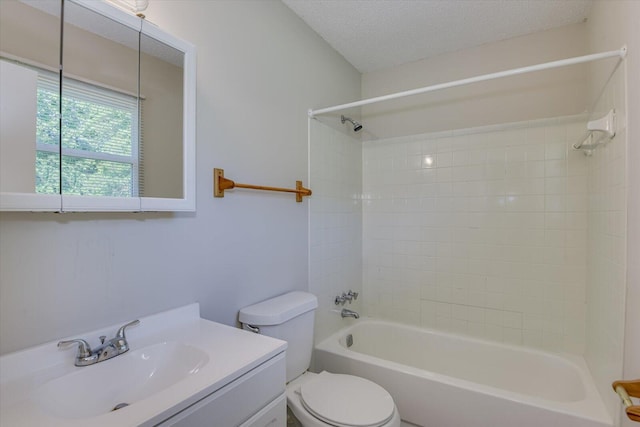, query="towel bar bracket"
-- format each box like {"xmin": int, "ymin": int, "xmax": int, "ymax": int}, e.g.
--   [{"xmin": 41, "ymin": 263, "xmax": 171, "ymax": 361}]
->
[{"xmin": 612, "ymin": 379, "xmax": 640, "ymax": 422}]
